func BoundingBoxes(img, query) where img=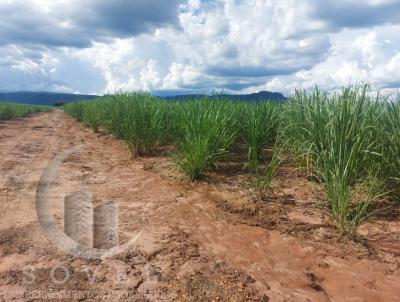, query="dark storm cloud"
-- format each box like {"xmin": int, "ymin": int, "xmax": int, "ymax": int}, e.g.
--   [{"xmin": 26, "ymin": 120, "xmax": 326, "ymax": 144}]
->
[
  {"xmin": 207, "ymin": 66, "xmax": 299, "ymax": 78},
  {"xmin": 0, "ymin": 0, "xmax": 183, "ymax": 48},
  {"xmin": 310, "ymin": 1, "xmax": 400, "ymax": 29},
  {"xmin": 213, "ymin": 79, "xmax": 268, "ymax": 91},
  {"xmin": 173, "ymin": 69, "xmax": 271, "ymax": 92},
  {"xmin": 84, "ymin": 0, "xmax": 183, "ymax": 36},
  {"xmin": 381, "ymin": 80, "xmax": 400, "ymax": 89},
  {"xmin": 0, "ymin": 4, "xmax": 87, "ymax": 48},
  {"xmin": 1, "ymin": 45, "xmax": 46, "ymax": 68}
]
